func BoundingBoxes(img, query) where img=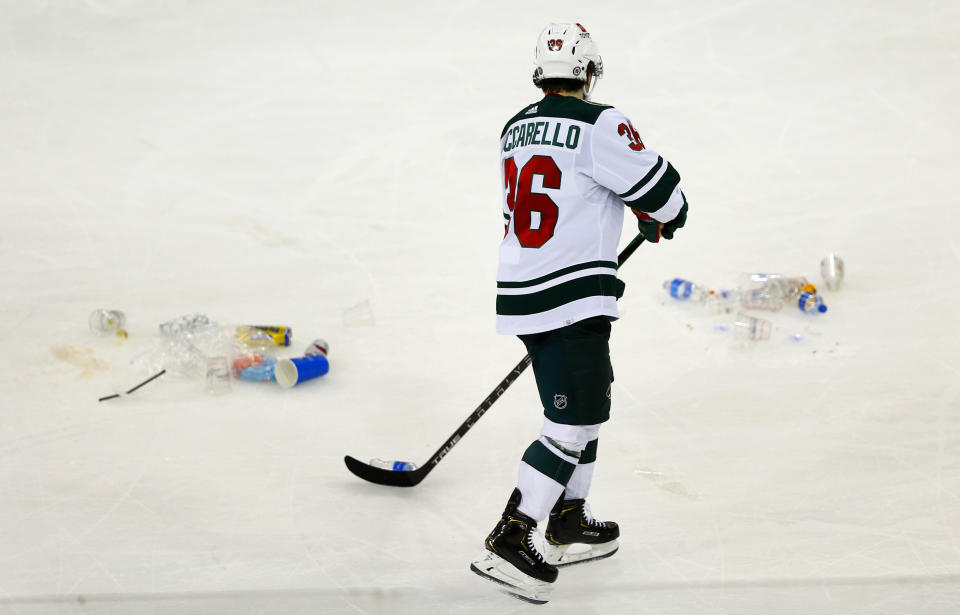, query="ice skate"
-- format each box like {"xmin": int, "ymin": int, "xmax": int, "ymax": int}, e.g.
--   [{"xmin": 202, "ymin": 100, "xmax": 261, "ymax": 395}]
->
[
  {"xmin": 544, "ymin": 497, "xmax": 620, "ymax": 567},
  {"xmin": 470, "ymin": 489, "xmax": 557, "ymax": 604}
]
